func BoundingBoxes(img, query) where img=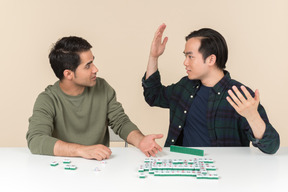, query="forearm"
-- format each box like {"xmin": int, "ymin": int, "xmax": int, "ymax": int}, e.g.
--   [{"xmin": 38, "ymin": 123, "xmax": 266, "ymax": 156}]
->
[
  {"xmin": 146, "ymin": 56, "xmax": 159, "ymax": 79},
  {"xmin": 126, "ymin": 130, "xmax": 144, "ymax": 148},
  {"xmin": 246, "ymin": 113, "xmax": 266, "ymax": 140},
  {"xmin": 54, "ymin": 140, "xmax": 82, "ymax": 157}
]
